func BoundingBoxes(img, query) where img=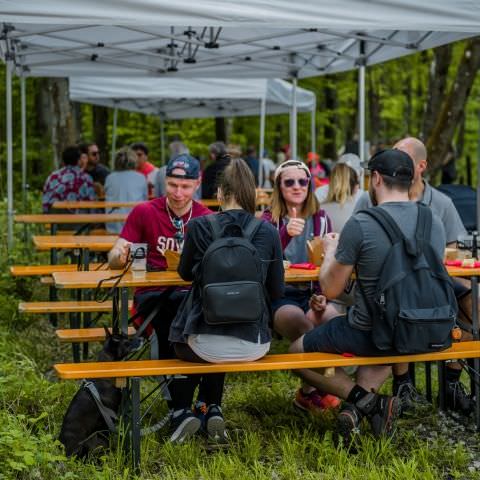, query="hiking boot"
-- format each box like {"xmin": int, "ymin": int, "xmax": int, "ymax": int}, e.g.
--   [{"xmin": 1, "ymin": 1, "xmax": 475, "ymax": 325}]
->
[
  {"xmin": 205, "ymin": 404, "xmax": 228, "ymax": 445},
  {"xmin": 393, "ymin": 381, "xmax": 425, "ymax": 415},
  {"xmin": 294, "ymin": 388, "xmax": 341, "ymax": 414},
  {"xmin": 334, "ymin": 402, "xmax": 363, "ymax": 450},
  {"xmin": 169, "ymin": 408, "xmax": 201, "ymax": 443},
  {"xmin": 356, "ymin": 392, "xmax": 399, "ymax": 438},
  {"xmin": 444, "ymin": 381, "xmax": 472, "ymax": 415}
]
